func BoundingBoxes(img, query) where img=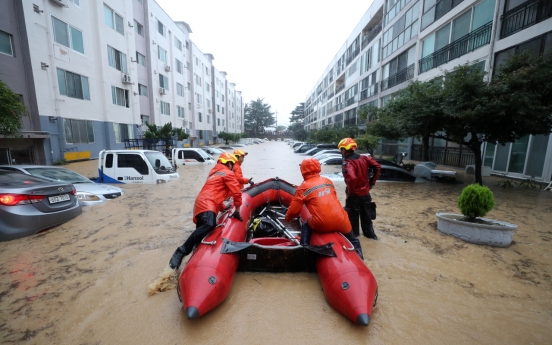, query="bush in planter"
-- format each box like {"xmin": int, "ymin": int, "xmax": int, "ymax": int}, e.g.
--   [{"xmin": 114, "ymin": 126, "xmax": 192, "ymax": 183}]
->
[{"xmin": 457, "ymin": 184, "xmax": 496, "ymax": 220}]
